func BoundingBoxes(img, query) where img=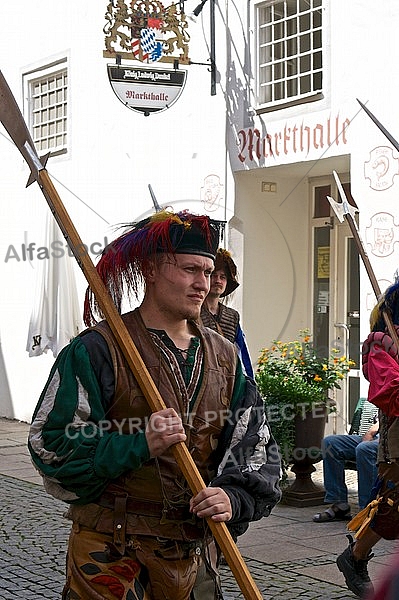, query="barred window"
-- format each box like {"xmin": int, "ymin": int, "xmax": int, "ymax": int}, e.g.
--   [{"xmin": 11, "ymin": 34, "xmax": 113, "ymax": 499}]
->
[
  {"xmin": 256, "ymin": 0, "xmax": 323, "ymax": 109},
  {"xmin": 24, "ymin": 61, "xmax": 68, "ymax": 155}
]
